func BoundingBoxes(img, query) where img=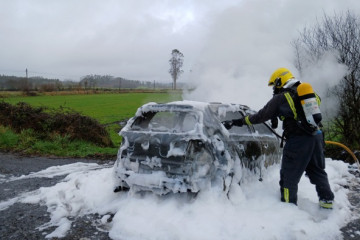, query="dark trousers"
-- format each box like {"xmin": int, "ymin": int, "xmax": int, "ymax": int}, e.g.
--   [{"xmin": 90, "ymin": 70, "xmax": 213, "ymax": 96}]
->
[{"xmin": 279, "ymin": 132, "xmax": 334, "ymax": 204}]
